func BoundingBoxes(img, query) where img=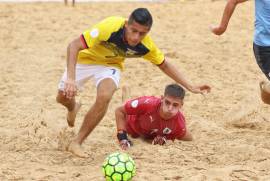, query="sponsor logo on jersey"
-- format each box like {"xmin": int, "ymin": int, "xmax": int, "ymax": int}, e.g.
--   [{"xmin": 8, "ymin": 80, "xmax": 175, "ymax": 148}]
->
[
  {"xmin": 131, "ymin": 100, "xmax": 139, "ymax": 108},
  {"xmin": 163, "ymin": 127, "xmax": 172, "ymax": 134},
  {"xmin": 90, "ymin": 28, "xmax": 99, "ymax": 38}
]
